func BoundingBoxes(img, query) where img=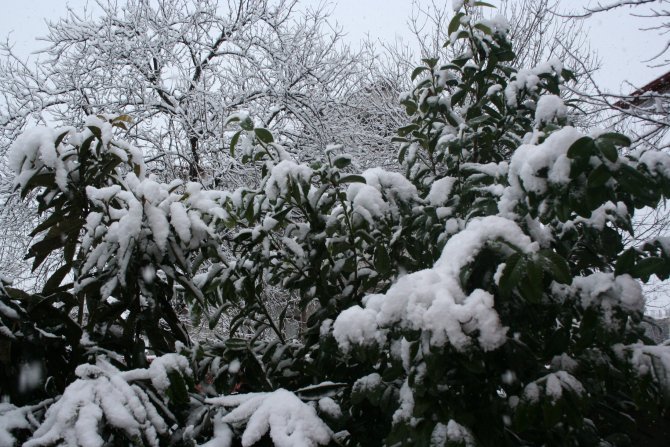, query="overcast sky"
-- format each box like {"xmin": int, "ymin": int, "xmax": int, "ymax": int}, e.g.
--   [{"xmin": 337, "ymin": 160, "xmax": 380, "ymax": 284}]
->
[{"xmin": 0, "ymin": 0, "xmax": 666, "ymax": 92}]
